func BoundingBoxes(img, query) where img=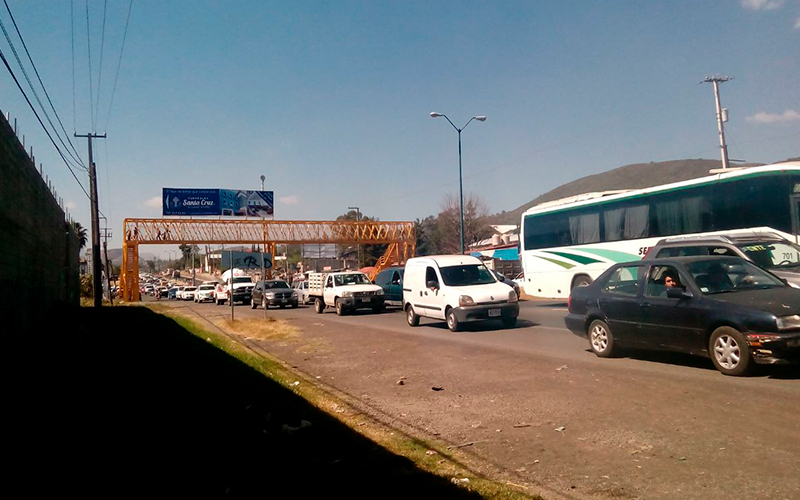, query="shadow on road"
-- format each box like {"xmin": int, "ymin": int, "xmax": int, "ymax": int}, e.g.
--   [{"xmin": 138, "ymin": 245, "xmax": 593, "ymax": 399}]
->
[
  {"xmin": 583, "ymin": 347, "xmax": 800, "ymax": 379},
  {"xmin": 8, "ymin": 306, "xmax": 486, "ymax": 499}
]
